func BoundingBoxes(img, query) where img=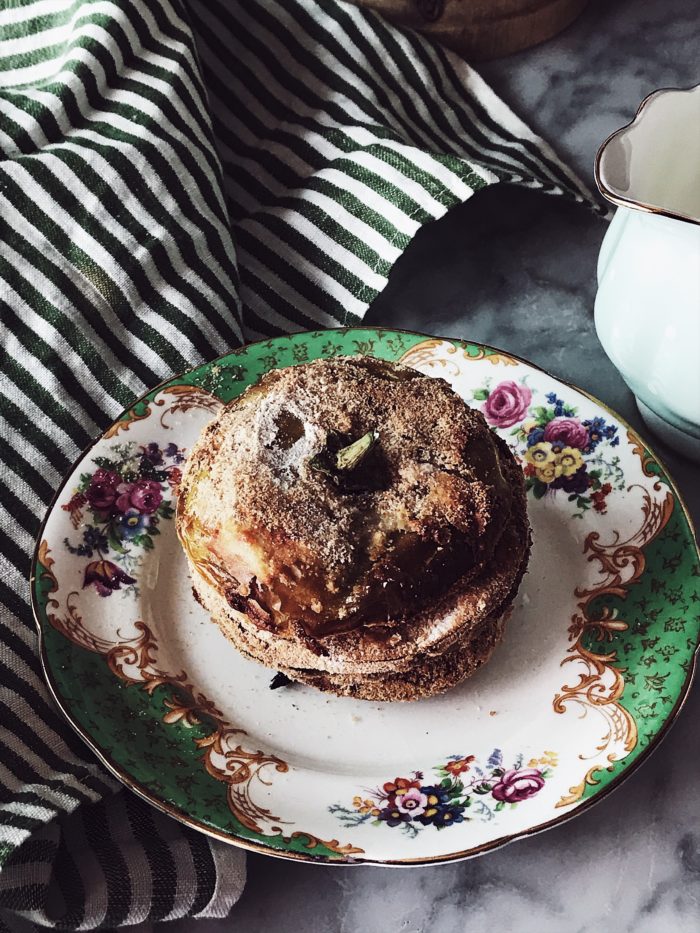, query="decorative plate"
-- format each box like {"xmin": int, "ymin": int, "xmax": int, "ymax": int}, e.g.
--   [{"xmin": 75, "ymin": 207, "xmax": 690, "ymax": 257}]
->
[{"xmin": 32, "ymin": 328, "xmax": 700, "ymax": 865}]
